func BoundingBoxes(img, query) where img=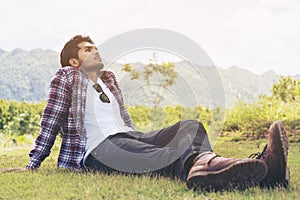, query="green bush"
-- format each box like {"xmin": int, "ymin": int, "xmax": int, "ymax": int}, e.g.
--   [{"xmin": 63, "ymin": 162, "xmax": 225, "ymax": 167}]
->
[
  {"xmin": 0, "ymin": 100, "xmax": 44, "ymax": 137},
  {"xmin": 1, "ymin": 75, "xmax": 299, "ymax": 143}
]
